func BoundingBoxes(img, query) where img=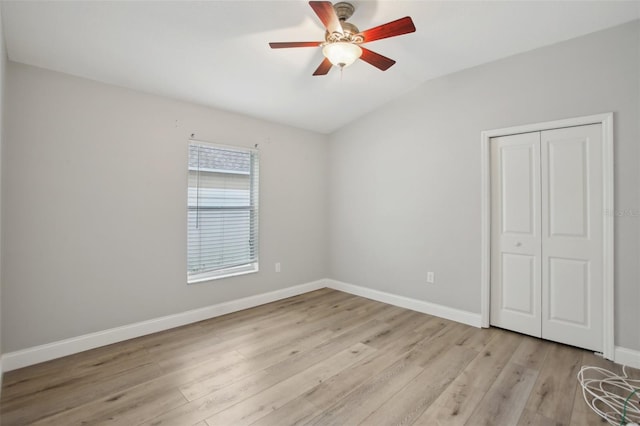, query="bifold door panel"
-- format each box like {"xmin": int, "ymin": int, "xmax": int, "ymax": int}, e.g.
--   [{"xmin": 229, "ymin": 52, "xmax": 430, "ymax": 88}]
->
[
  {"xmin": 490, "ymin": 132, "xmax": 542, "ymax": 337},
  {"xmin": 540, "ymin": 125, "xmax": 603, "ymax": 351}
]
